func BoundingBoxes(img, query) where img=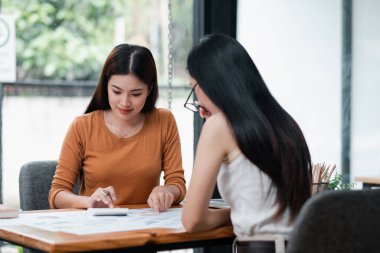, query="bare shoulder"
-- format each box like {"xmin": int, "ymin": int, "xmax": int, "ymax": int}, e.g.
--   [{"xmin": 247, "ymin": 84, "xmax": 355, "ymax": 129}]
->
[
  {"xmin": 204, "ymin": 113, "xmax": 229, "ymax": 131},
  {"xmin": 202, "ymin": 113, "xmax": 237, "ymax": 150}
]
